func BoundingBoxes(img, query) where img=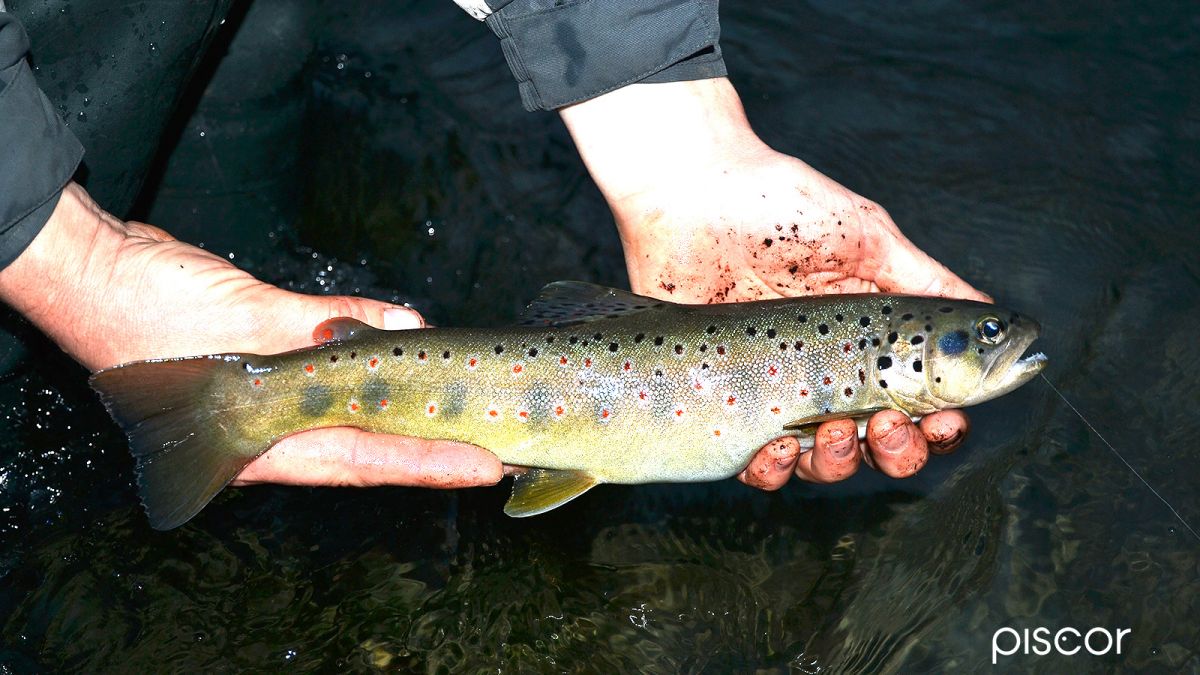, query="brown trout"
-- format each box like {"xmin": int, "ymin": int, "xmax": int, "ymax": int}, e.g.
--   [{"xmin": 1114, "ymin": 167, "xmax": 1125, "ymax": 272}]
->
[{"xmin": 90, "ymin": 282, "xmax": 1047, "ymax": 529}]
